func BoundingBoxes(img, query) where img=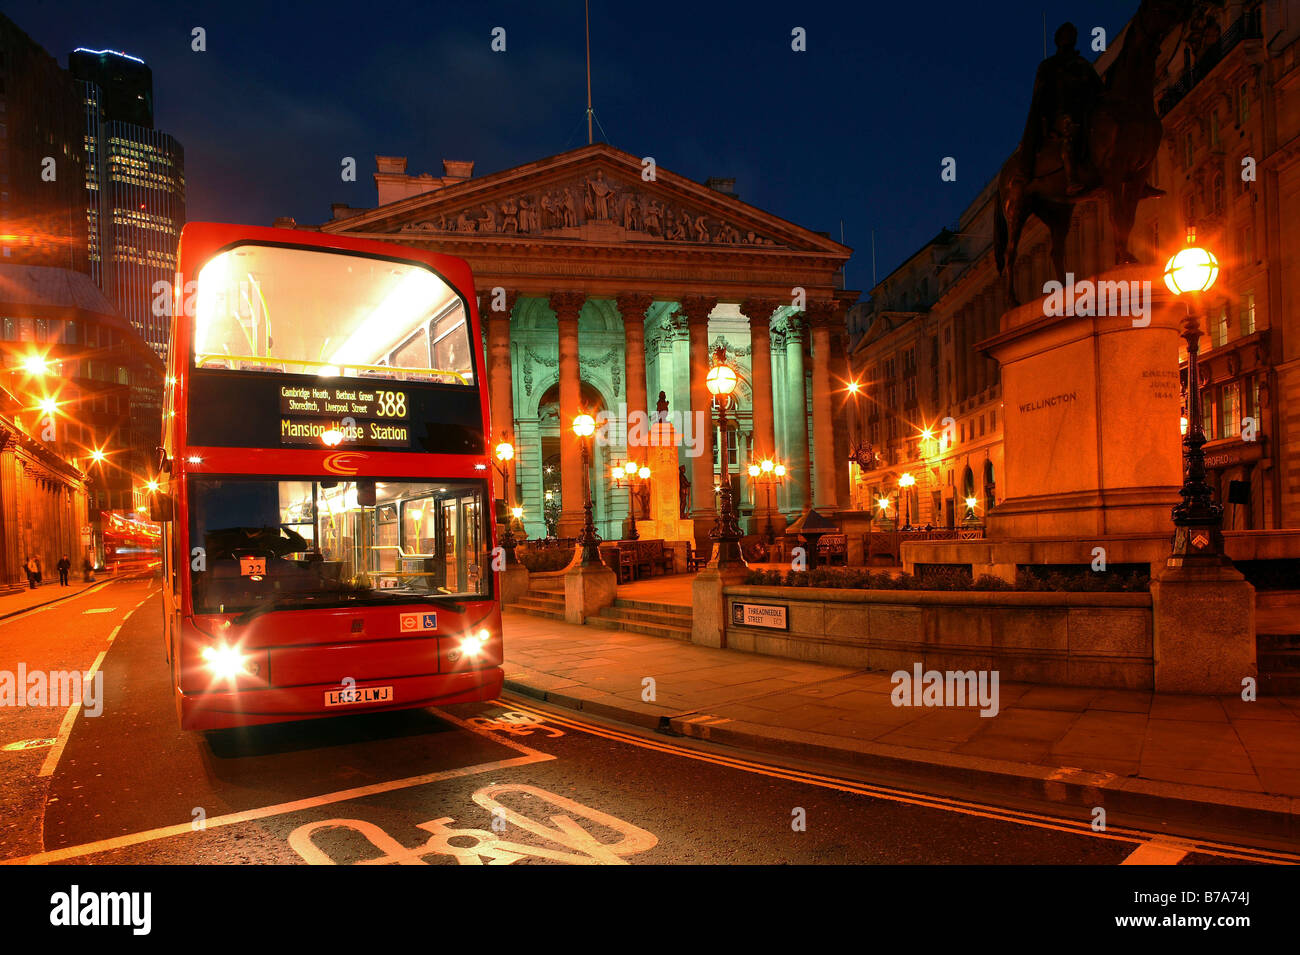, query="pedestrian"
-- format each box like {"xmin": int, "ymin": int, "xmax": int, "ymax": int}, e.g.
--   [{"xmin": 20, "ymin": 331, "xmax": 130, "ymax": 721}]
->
[
  {"xmin": 25, "ymin": 556, "xmax": 38, "ymax": 589},
  {"xmin": 57, "ymin": 555, "xmax": 71, "ymax": 587},
  {"xmin": 82, "ymin": 554, "xmax": 93, "ymax": 583},
  {"xmin": 33, "ymin": 556, "xmax": 43, "ymax": 585}
]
